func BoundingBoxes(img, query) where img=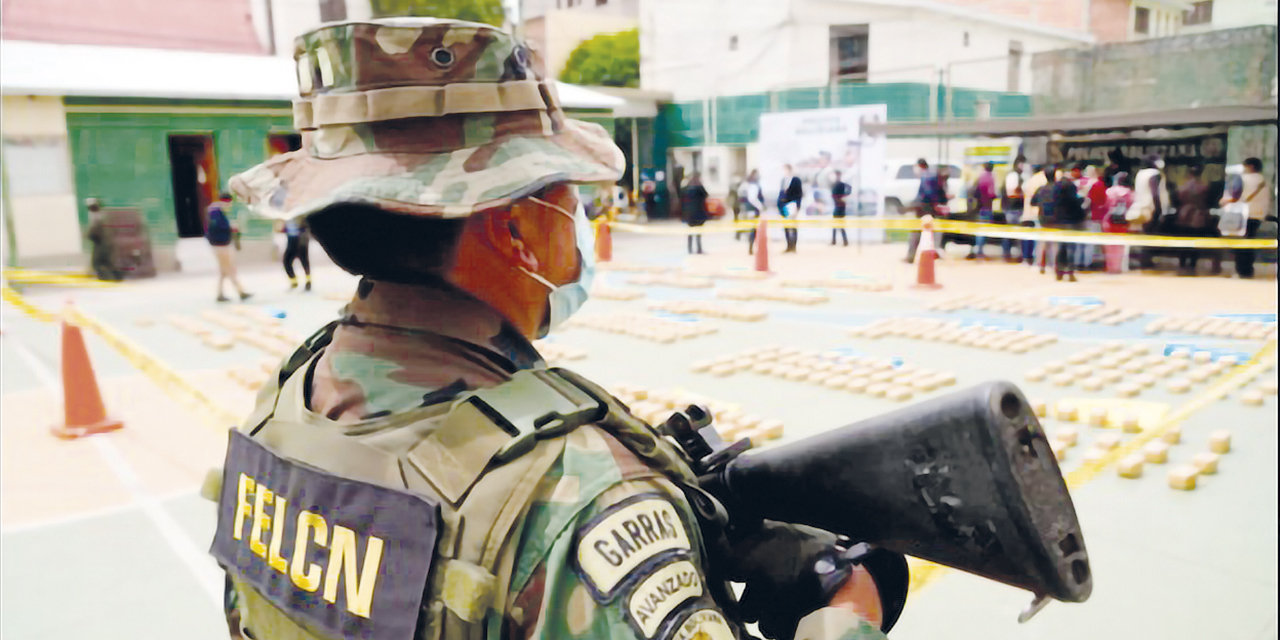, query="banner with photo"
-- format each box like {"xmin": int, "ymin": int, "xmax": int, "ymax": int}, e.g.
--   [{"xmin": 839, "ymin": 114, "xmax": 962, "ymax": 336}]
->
[{"xmin": 759, "ymin": 105, "xmax": 889, "ymax": 243}]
